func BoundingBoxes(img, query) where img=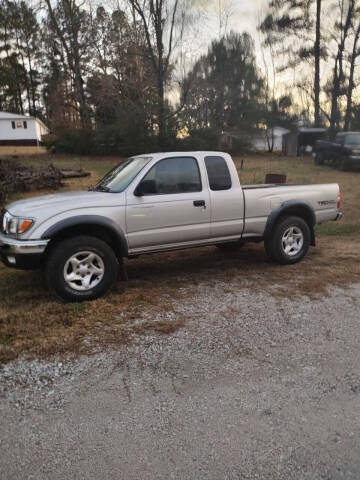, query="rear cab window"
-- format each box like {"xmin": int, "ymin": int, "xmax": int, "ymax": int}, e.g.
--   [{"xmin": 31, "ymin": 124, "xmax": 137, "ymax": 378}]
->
[{"xmin": 204, "ymin": 156, "xmax": 232, "ymax": 191}]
